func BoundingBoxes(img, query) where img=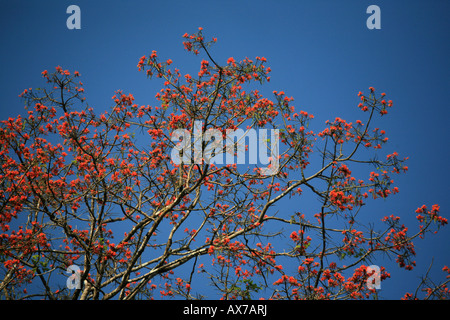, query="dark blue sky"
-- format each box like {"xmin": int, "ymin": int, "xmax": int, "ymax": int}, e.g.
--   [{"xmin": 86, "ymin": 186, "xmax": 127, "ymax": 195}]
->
[{"xmin": 1, "ymin": 0, "xmax": 449, "ymax": 299}]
